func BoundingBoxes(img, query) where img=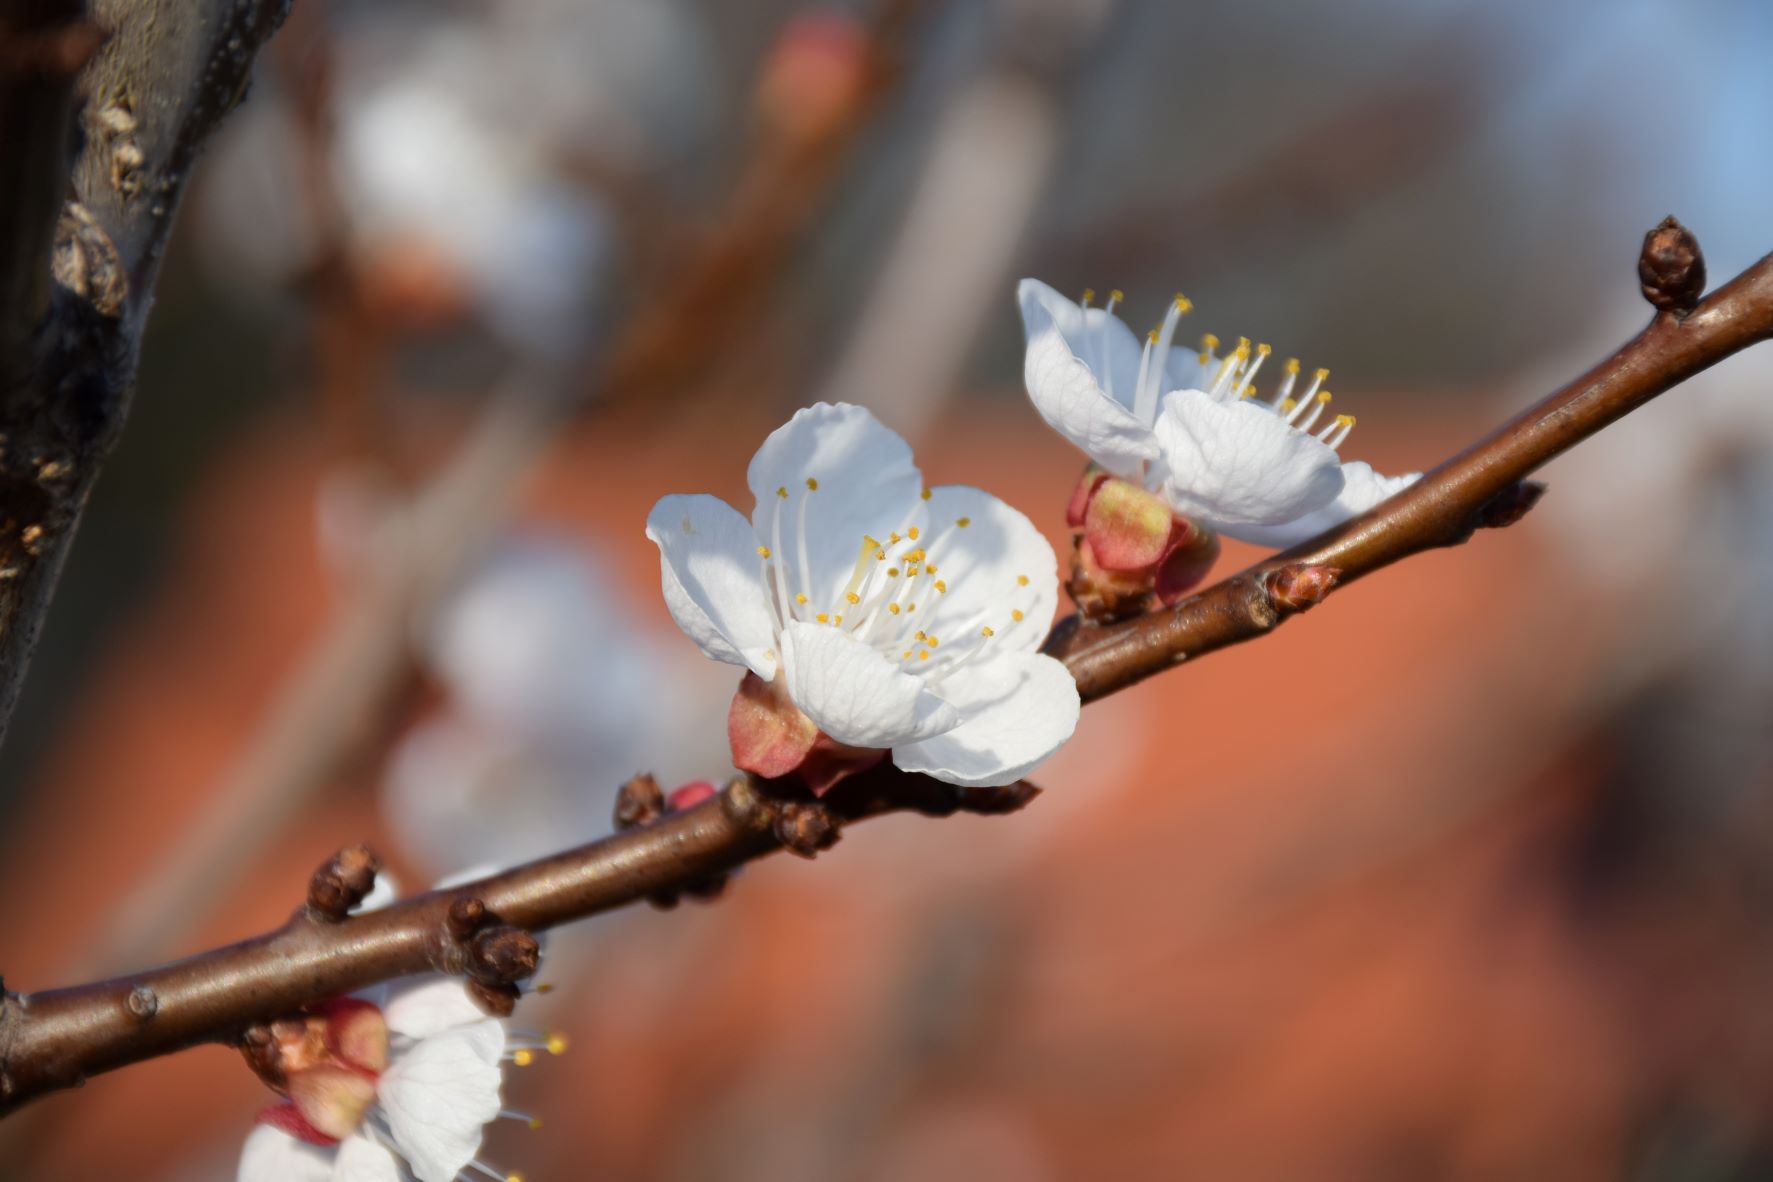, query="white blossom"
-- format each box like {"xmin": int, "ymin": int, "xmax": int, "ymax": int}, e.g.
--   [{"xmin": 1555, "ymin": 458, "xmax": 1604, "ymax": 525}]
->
[
  {"xmin": 646, "ymin": 402, "xmax": 1079, "ymax": 788},
  {"xmin": 1018, "ymin": 278, "xmax": 1419, "ymax": 548}
]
